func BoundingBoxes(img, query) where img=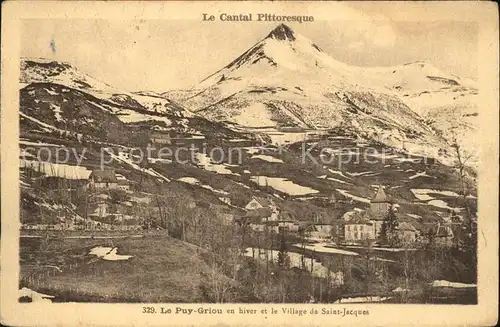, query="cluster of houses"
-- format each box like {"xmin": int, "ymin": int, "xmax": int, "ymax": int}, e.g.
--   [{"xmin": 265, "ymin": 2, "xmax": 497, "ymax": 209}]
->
[
  {"xmin": 23, "ymin": 169, "xmax": 144, "ymax": 232},
  {"xmin": 22, "ymin": 220, "xmax": 143, "ymax": 232},
  {"xmin": 129, "ymin": 126, "xmax": 206, "ymax": 147},
  {"xmin": 88, "ymin": 169, "xmax": 131, "ymax": 191},
  {"xmin": 237, "ymin": 186, "xmax": 466, "ymax": 247},
  {"xmin": 40, "ymin": 169, "xmax": 133, "ymax": 191},
  {"xmin": 25, "ymin": 166, "xmax": 469, "ymax": 246}
]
